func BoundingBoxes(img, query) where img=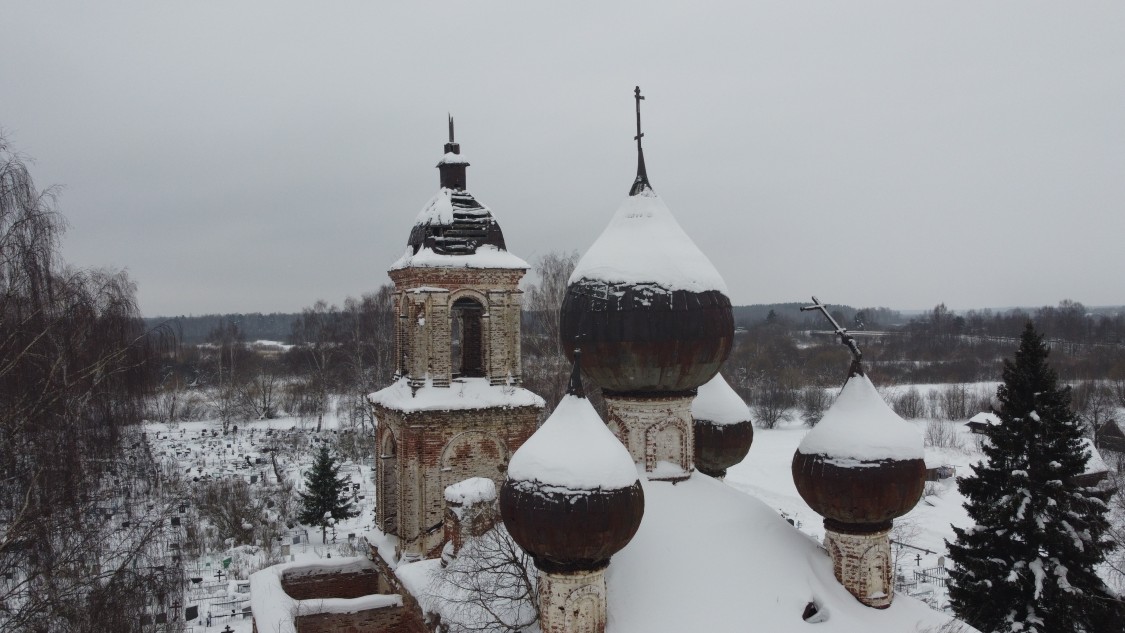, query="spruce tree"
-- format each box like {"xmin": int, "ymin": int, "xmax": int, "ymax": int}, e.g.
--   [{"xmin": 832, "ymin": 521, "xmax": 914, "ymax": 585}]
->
[
  {"xmin": 298, "ymin": 445, "xmax": 359, "ymax": 543},
  {"xmin": 947, "ymin": 323, "xmax": 1114, "ymax": 633}
]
